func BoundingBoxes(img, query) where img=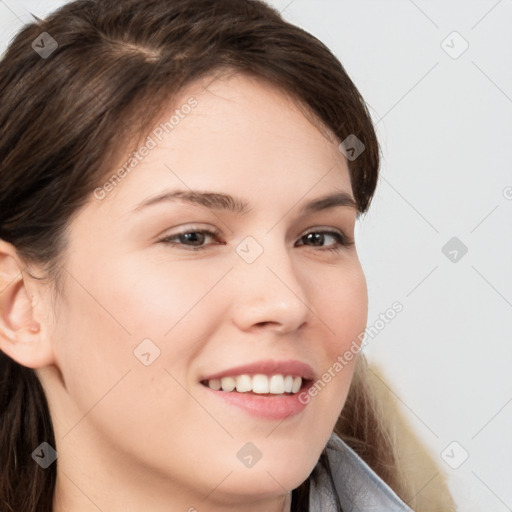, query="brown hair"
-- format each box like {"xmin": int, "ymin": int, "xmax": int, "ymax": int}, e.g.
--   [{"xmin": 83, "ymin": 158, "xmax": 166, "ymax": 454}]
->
[{"xmin": 0, "ymin": 0, "xmax": 404, "ymax": 510}]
